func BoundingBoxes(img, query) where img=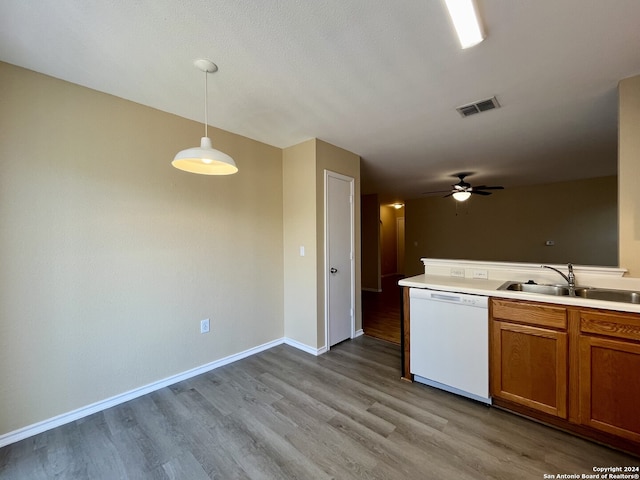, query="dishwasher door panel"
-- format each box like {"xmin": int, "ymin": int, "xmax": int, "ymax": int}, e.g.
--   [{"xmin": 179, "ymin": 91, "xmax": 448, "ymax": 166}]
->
[{"xmin": 410, "ymin": 289, "xmax": 489, "ymax": 403}]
